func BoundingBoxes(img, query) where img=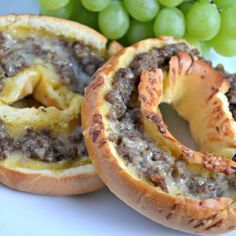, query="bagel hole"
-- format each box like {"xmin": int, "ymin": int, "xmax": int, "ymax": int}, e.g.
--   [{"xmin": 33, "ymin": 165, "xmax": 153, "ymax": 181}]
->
[
  {"xmin": 12, "ymin": 95, "xmax": 44, "ymax": 108},
  {"xmin": 159, "ymin": 103, "xmax": 198, "ymax": 151}
]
